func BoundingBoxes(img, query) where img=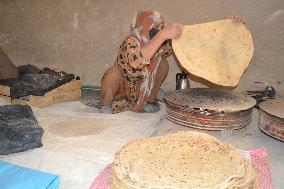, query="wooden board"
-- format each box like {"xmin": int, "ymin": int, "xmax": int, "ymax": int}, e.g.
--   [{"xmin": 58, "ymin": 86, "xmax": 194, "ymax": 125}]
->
[
  {"xmin": 0, "ymin": 85, "xmax": 10, "ymax": 96},
  {"xmin": 0, "ymin": 94, "xmax": 11, "ymax": 103},
  {"xmin": 0, "ymin": 80, "xmax": 81, "ymax": 107},
  {"xmin": 12, "ymin": 89, "xmax": 81, "ymax": 107},
  {"xmin": 48, "ymin": 80, "xmax": 81, "ymax": 95}
]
